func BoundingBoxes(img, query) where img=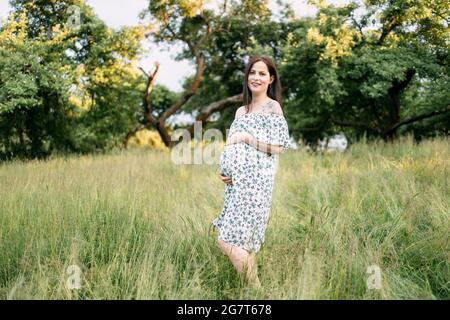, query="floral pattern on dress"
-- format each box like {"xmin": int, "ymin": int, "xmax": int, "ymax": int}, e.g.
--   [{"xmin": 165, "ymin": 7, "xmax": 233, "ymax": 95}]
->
[{"xmin": 213, "ymin": 110, "xmax": 290, "ymax": 252}]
